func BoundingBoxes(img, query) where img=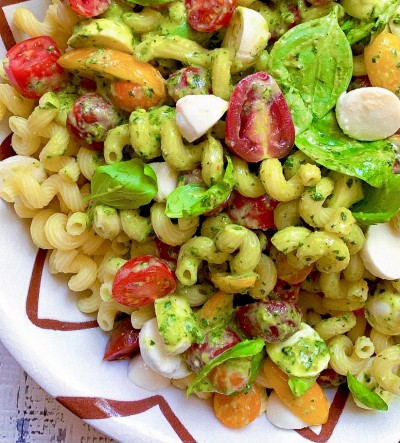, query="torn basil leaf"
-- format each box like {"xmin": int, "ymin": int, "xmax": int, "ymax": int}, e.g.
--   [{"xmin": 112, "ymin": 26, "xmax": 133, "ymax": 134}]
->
[
  {"xmin": 347, "ymin": 372, "xmax": 388, "ymax": 411},
  {"xmin": 88, "ymin": 158, "xmax": 157, "ymax": 209}
]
